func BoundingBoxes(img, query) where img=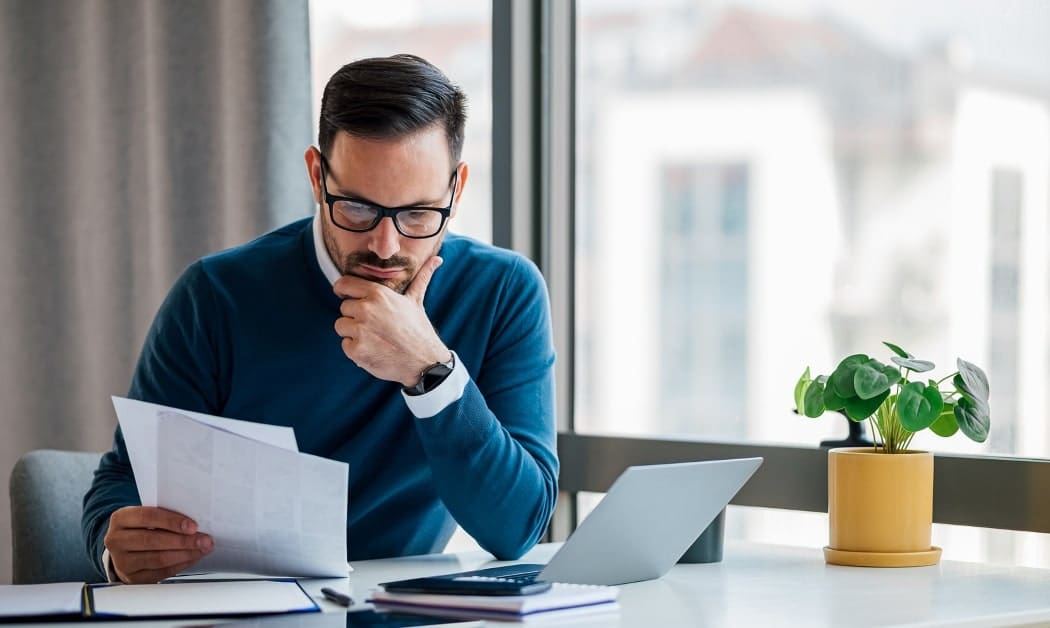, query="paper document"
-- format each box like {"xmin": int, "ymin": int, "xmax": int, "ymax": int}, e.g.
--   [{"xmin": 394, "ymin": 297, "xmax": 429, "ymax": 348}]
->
[
  {"xmin": 113, "ymin": 397, "xmax": 349, "ymax": 577},
  {"xmin": 114, "ymin": 396, "xmax": 300, "ymax": 506},
  {"xmin": 0, "ymin": 582, "xmax": 83, "ymax": 618},
  {"xmin": 87, "ymin": 580, "xmax": 318, "ymax": 617}
]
